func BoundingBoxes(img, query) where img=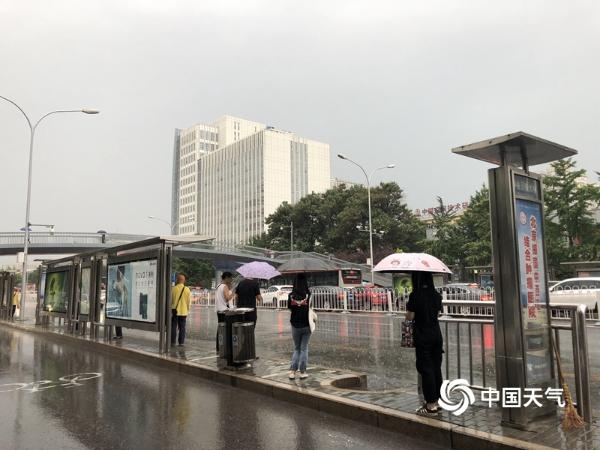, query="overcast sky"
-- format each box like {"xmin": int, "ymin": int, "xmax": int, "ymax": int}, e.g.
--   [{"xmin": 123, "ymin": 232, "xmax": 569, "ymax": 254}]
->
[{"xmin": 1, "ymin": 0, "xmax": 599, "ymax": 237}]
